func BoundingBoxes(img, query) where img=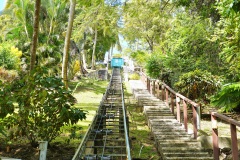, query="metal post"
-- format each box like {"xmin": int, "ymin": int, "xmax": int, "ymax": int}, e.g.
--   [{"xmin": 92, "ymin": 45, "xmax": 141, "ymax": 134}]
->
[{"xmin": 39, "ymin": 141, "xmax": 48, "ymax": 160}]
